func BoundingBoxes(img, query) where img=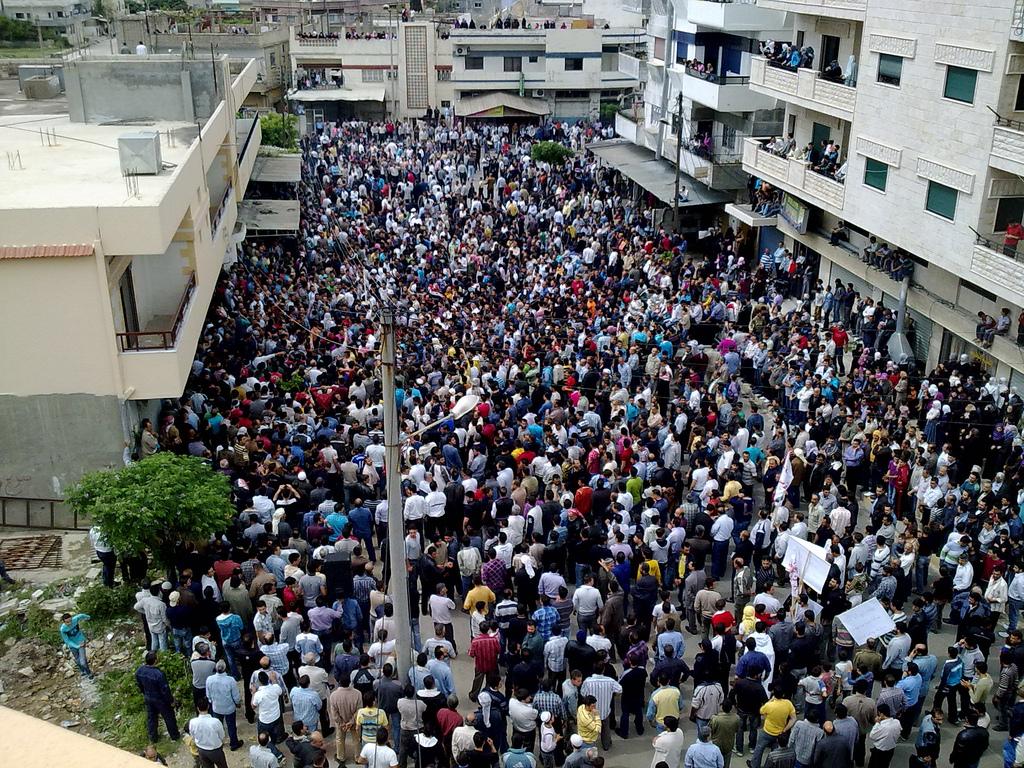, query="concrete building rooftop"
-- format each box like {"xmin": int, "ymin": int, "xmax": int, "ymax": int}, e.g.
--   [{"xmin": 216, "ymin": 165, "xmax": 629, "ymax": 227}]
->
[{"xmin": 0, "ymin": 114, "xmax": 198, "ymax": 210}]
